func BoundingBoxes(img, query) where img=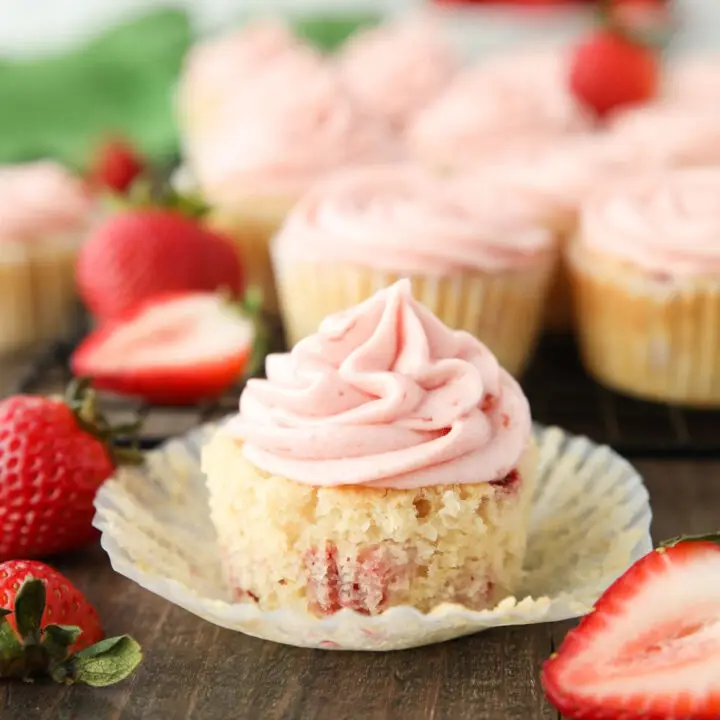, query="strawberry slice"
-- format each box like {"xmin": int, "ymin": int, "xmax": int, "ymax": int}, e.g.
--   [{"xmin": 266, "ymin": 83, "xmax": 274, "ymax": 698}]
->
[
  {"xmin": 543, "ymin": 536, "xmax": 720, "ymax": 720},
  {"xmin": 71, "ymin": 292, "xmax": 258, "ymax": 405}
]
